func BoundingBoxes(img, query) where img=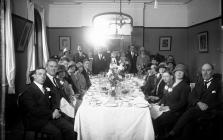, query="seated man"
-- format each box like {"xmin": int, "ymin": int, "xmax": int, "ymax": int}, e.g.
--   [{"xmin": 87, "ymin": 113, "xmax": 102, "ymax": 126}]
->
[
  {"xmin": 44, "ymin": 58, "xmax": 75, "ymax": 124},
  {"xmin": 167, "ymin": 63, "xmax": 221, "ymax": 139},
  {"xmin": 19, "ymin": 67, "xmax": 76, "ymax": 140}
]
